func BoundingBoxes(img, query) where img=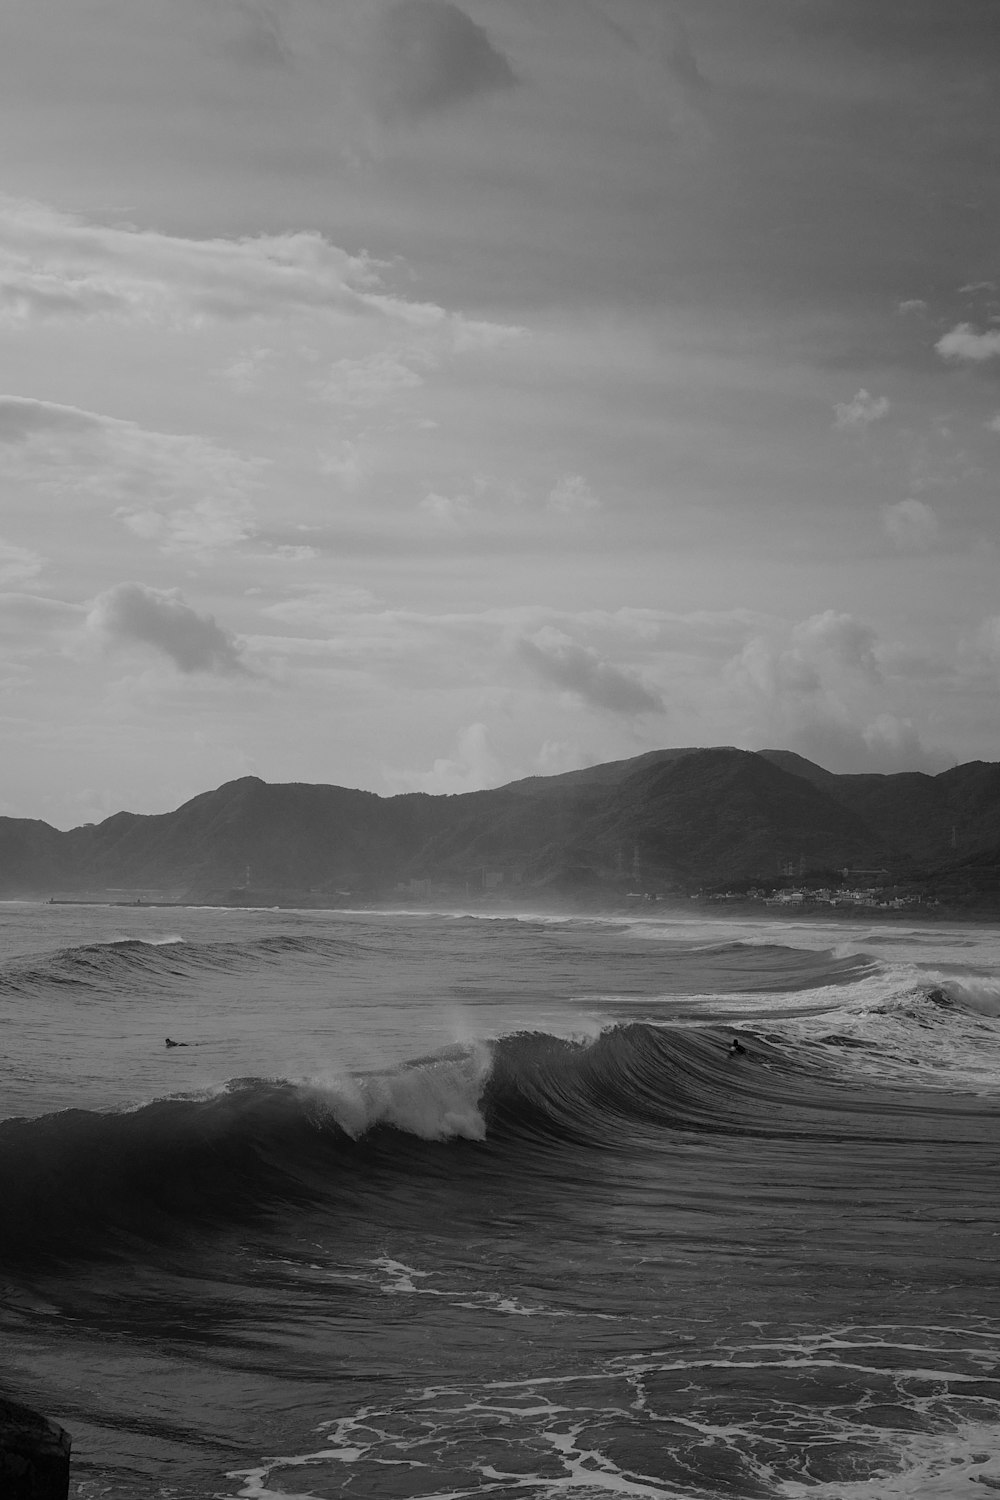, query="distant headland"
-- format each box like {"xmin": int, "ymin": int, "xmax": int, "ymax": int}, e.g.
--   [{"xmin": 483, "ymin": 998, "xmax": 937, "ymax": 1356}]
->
[{"xmin": 5, "ymin": 747, "xmax": 1000, "ymax": 915}]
